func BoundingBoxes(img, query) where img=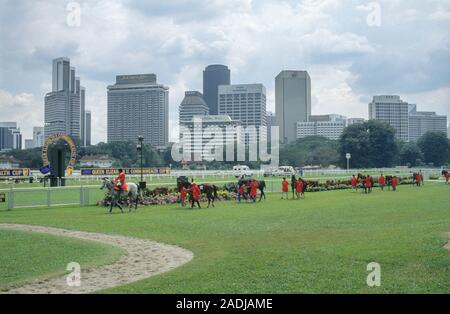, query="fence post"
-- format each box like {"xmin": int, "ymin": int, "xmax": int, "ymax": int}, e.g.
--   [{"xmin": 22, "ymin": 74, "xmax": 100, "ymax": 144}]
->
[
  {"xmin": 80, "ymin": 186, "xmax": 84, "ymax": 207},
  {"xmin": 85, "ymin": 187, "xmax": 90, "ymax": 206},
  {"xmin": 8, "ymin": 188, "xmax": 14, "ymax": 210},
  {"xmin": 47, "ymin": 189, "xmax": 51, "ymax": 207}
]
